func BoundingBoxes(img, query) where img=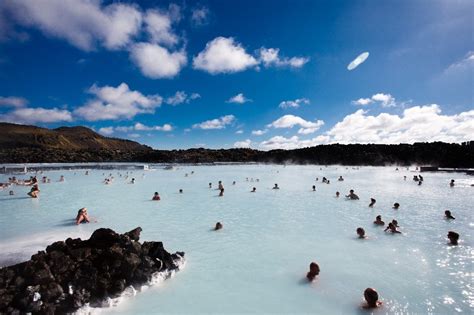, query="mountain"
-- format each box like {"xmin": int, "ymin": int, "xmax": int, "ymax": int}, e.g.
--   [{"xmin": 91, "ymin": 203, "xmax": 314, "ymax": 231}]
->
[
  {"xmin": 0, "ymin": 123, "xmax": 151, "ymax": 151},
  {"xmin": 0, "ymin": 123, "xmax": 472, "ymax": 167}
]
